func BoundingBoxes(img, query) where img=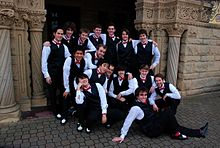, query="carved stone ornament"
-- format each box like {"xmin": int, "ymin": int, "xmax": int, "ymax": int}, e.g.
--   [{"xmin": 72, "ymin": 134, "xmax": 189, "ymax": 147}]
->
[
  {"xmin": 29, "ymin": 15, "xmax": 46, "ymax": 29},
  {"xmin": 0, "ymin": 9, "xmax": 15, "ymax": 26},
  {"xmin": 166, "ymin": 24, "xmax": 186, "ymax": 37}
]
